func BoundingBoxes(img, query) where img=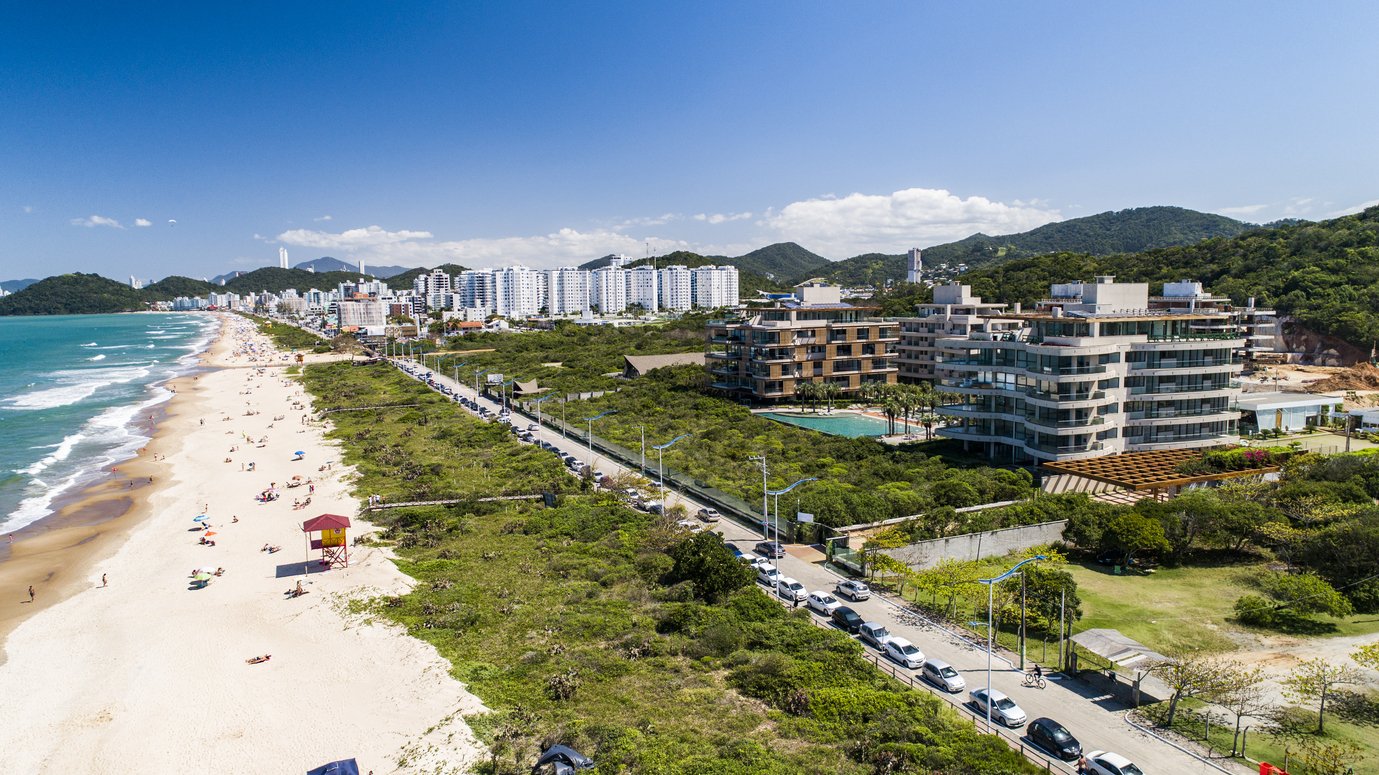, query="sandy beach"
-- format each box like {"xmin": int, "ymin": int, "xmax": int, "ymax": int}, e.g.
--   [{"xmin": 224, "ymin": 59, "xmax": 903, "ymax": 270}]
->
[{"xmin": 0, "ymin": 314, "xmax": 485, "ymax": 773}]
